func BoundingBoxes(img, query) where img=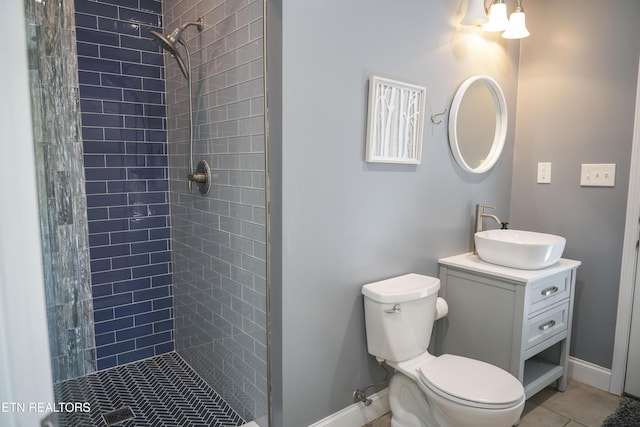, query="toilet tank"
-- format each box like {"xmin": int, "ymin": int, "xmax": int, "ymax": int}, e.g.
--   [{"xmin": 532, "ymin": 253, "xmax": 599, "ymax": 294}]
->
[{"xmin": 362, "ymin": 273, "xmax": 440, "ymax": 362}]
